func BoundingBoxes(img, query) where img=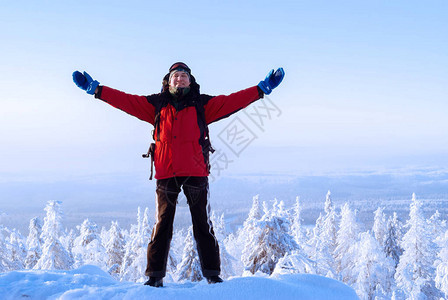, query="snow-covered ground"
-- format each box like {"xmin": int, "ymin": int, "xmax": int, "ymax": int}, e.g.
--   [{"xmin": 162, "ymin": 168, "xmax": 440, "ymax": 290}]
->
[{"xmin": 0, "ymin": 265, "xmax": 358, "ymax": 300}]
